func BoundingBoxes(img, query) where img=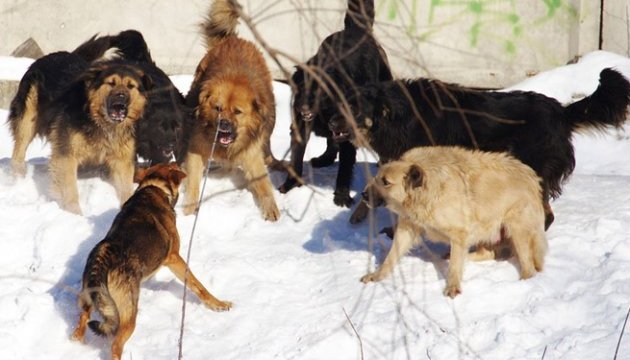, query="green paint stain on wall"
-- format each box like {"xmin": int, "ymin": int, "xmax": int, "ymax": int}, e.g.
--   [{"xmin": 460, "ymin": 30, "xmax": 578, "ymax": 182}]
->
[
  {"xmin": 470, "ymin": 1, "xmax": 483, "ymax": 14},
  {"xmin": 505, "ymin": 40, "xmax": 516, "ymax": 54},
  {"xmin": 507, "ymin": 13, "xmax": 519, "ymax": 24},
  {"xmin": 470, "ymin": 22, "xmax": 481, "ymax": 47}
]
